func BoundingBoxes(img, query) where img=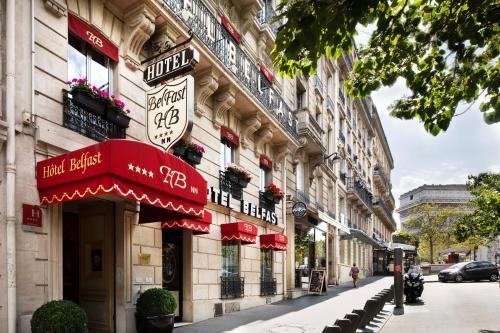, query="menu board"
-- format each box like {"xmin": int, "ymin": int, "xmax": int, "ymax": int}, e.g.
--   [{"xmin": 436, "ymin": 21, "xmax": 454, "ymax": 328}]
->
[{"xmin": 308, "ymin": 270, "xmax": 327, "ymax": 295}]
